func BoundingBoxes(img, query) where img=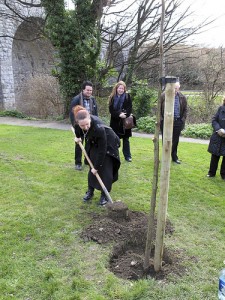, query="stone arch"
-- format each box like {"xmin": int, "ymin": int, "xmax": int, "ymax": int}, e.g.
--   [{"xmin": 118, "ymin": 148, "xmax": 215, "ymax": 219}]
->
[
  {"xmin": 0, "ymin": 2, "xmax": 55, "ymax": 110},
  {"xmin": 12, "ymin": 17, "xmax": 55, "ymax": 108}
]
